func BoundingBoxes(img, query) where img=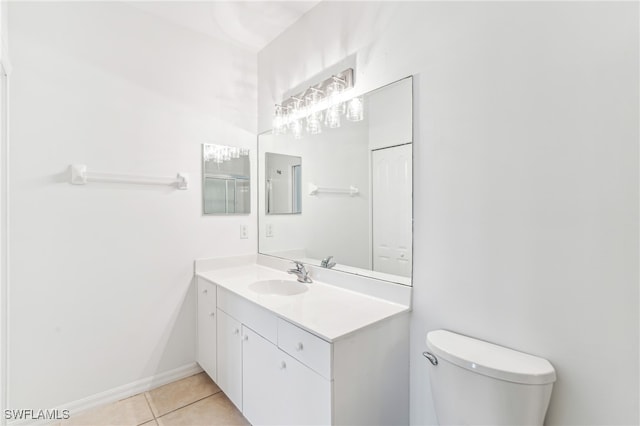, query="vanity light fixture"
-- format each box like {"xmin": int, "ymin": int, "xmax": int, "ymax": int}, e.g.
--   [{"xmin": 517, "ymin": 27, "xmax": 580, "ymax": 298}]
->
[
  {"xmin": 203, "ymin": 144, "xmax": 249, "ymax": 164},
  {"xmin": 272, "ymin": 68, "xmax": 364, "ymax": 137}
]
